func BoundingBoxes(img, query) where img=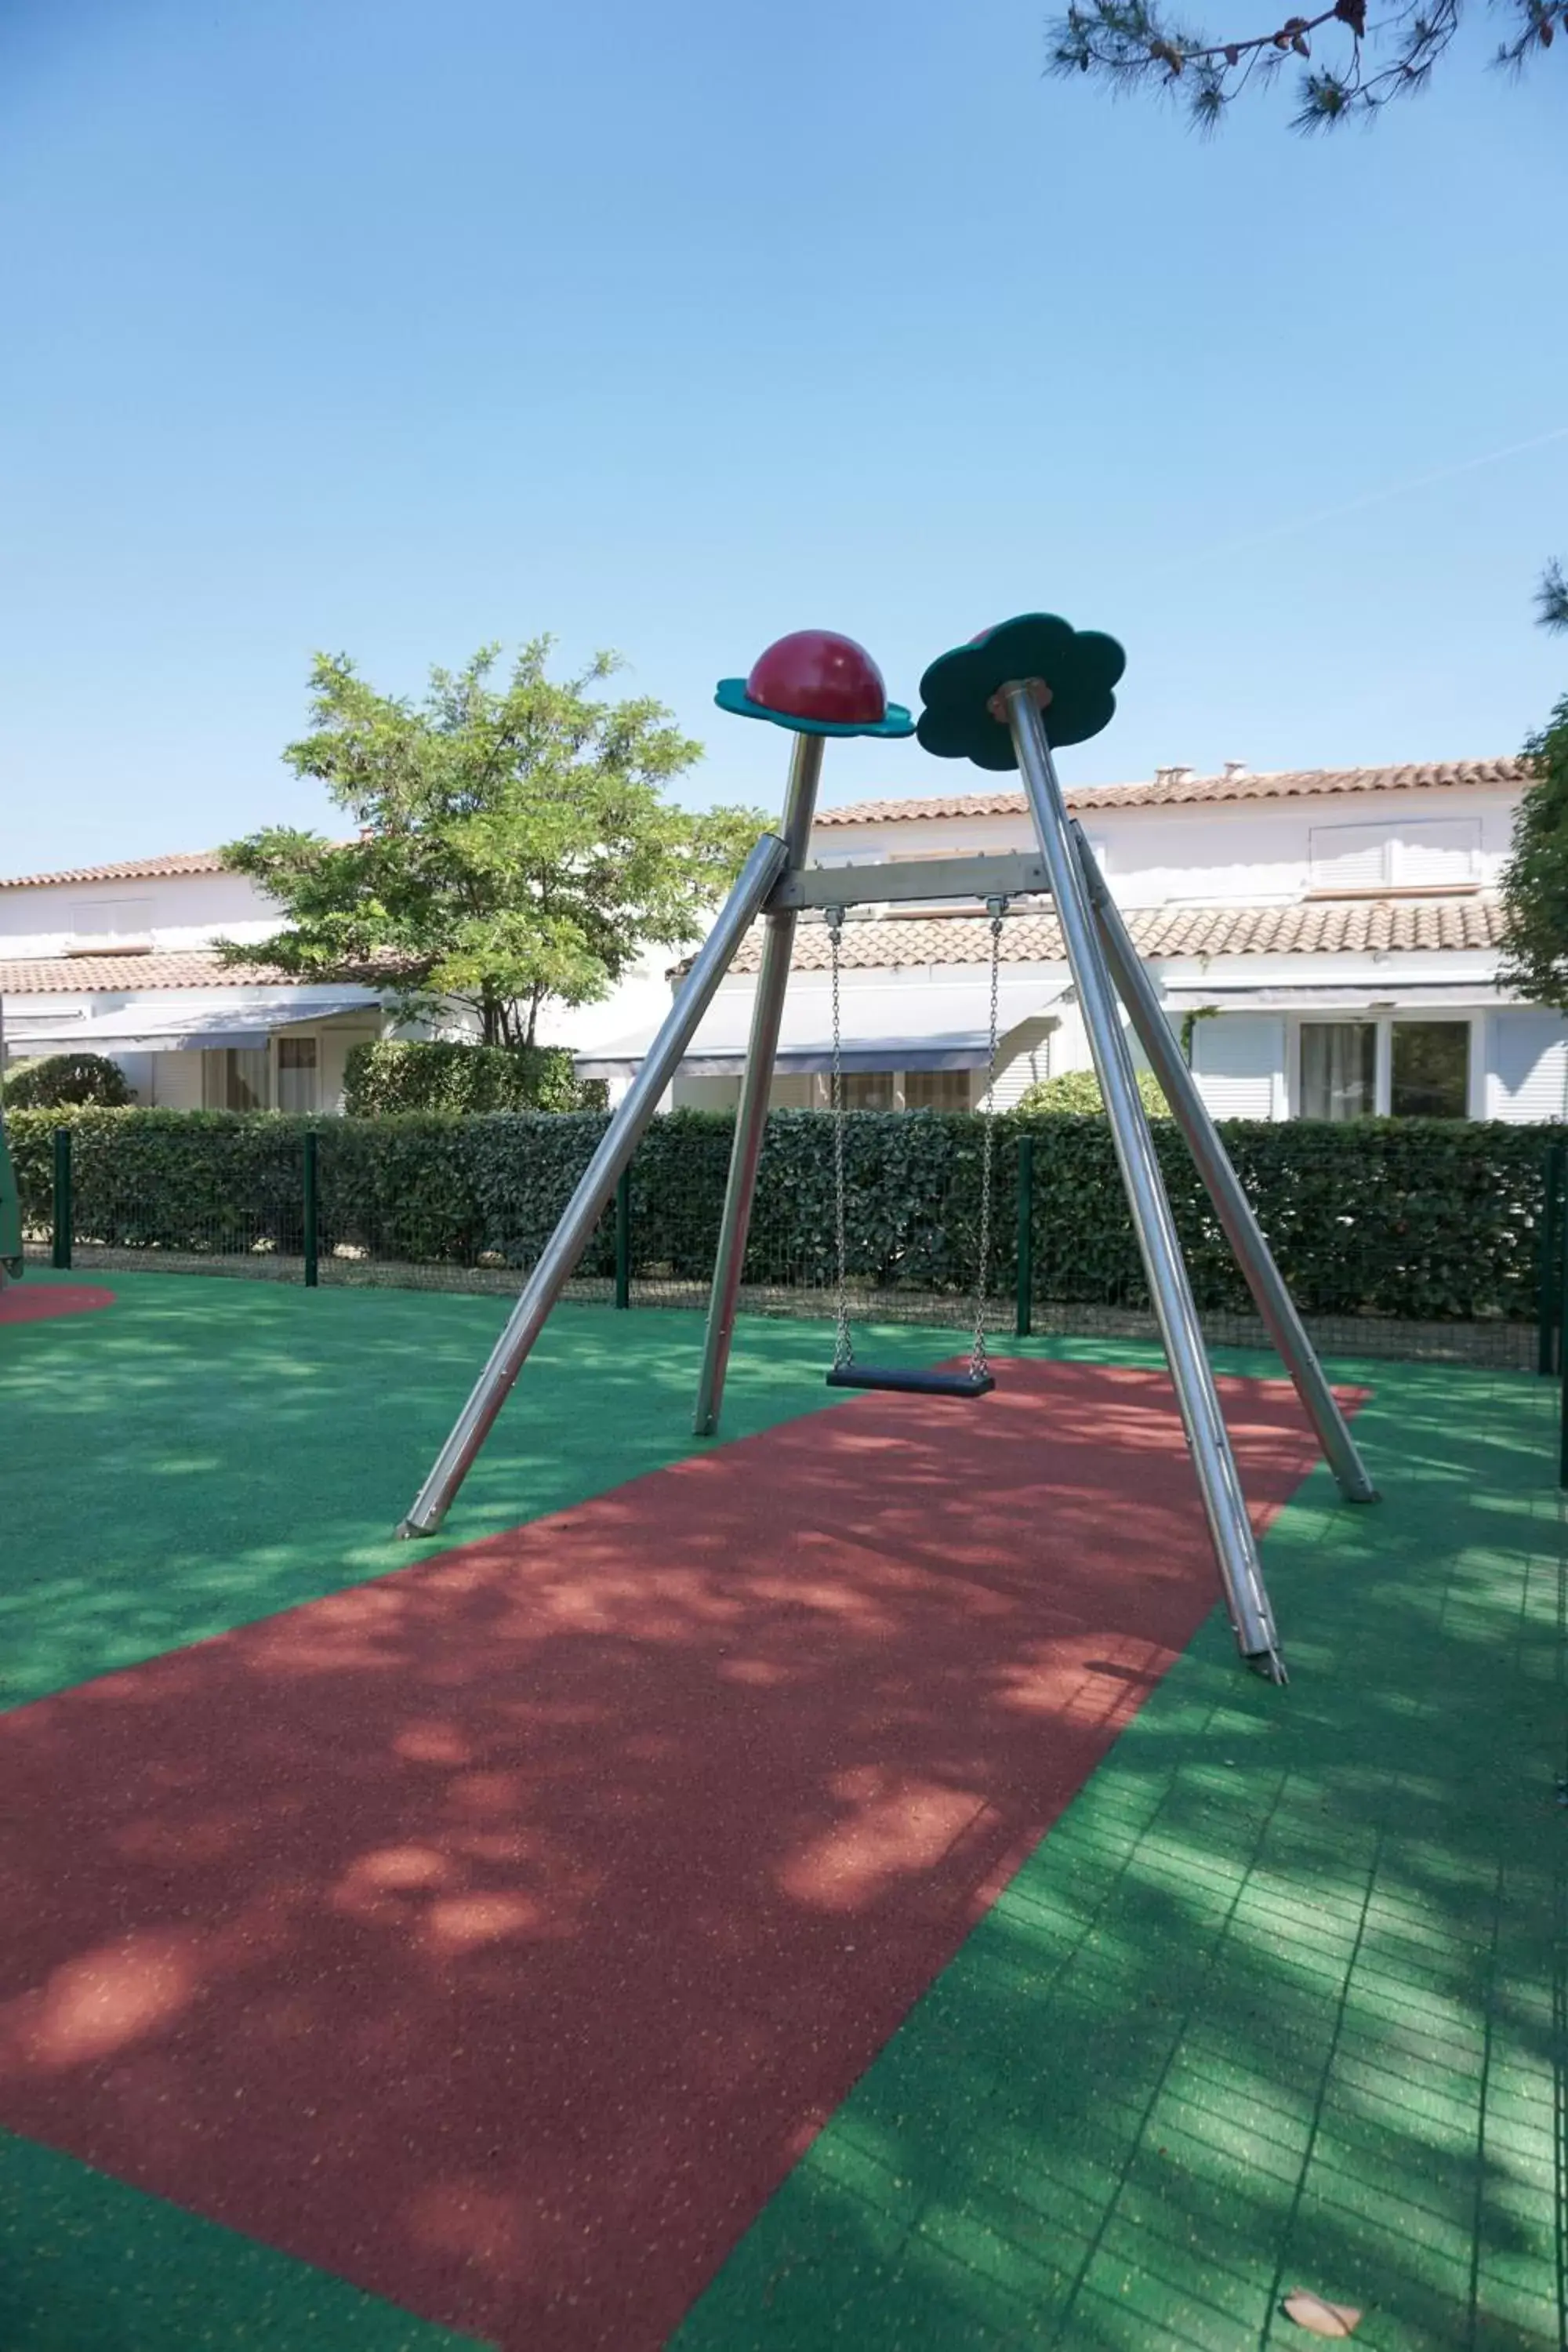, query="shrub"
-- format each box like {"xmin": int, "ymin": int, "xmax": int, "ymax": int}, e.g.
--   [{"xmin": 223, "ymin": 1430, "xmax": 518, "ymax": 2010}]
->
[
  {"xmin": 4, "ymin": 1053, "xmax": 135, "ymax": 1109},
  {"xmin": 1015, "ymin": 1066, "xmax": 1169, "ymax": 1117},
  {"xmin": 5, "ymin": 1103, "xmax": 1559, "ymax": 1324},
  {"xmin": 342, "ymin": 1039, "xmax": 604, "ymax": 1116}
]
